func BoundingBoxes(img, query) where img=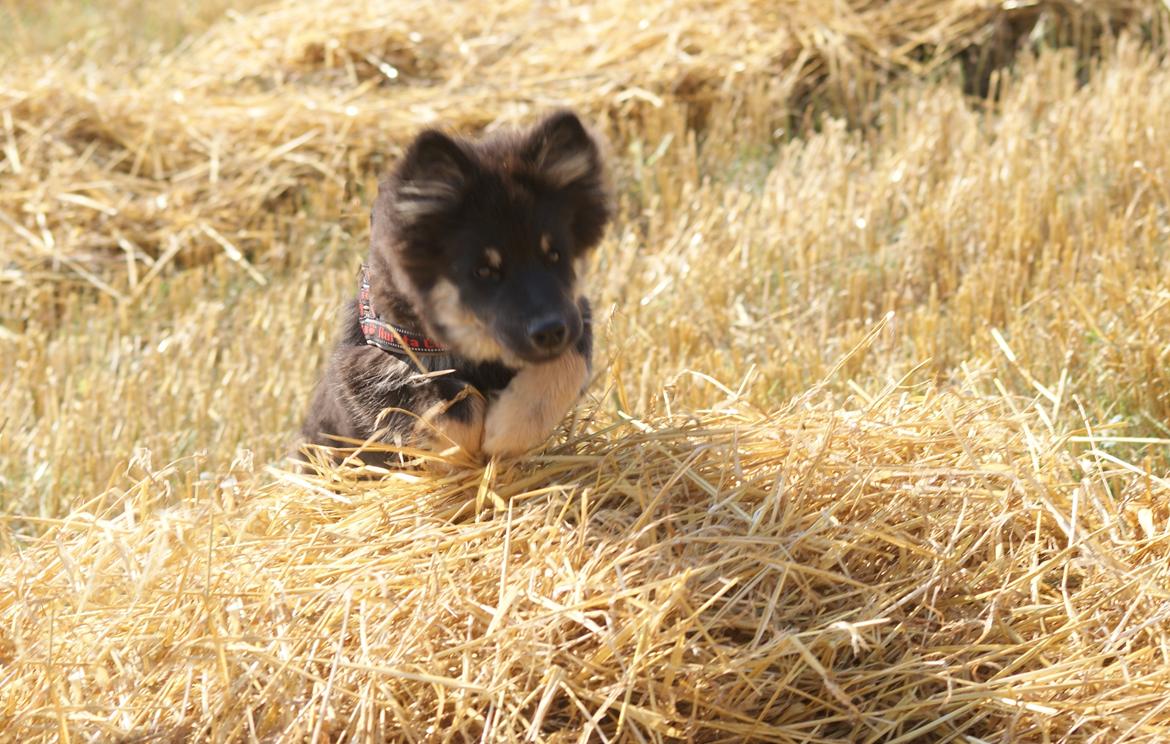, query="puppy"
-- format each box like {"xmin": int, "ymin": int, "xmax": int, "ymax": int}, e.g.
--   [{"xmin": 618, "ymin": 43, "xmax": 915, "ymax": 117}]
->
[{"xmin": 299, "ymin": 110, "xmax": 613, "ymax": 465}]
